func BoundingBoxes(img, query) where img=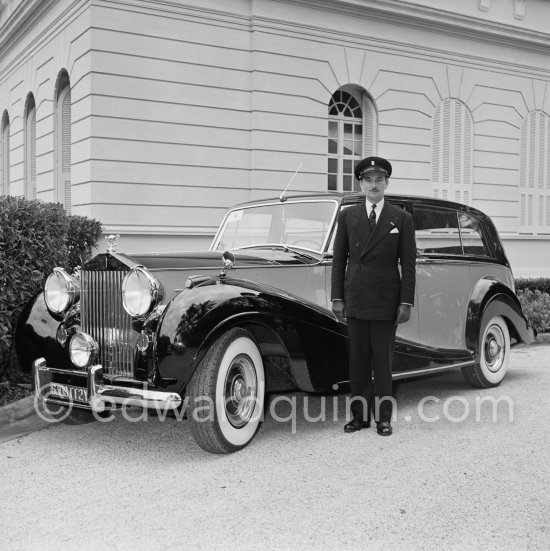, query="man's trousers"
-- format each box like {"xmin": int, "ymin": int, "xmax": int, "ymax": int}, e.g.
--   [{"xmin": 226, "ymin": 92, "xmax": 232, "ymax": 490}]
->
[{"xmin": 346, "ymin": 317, "xmax": 396, "ymax": 423}]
